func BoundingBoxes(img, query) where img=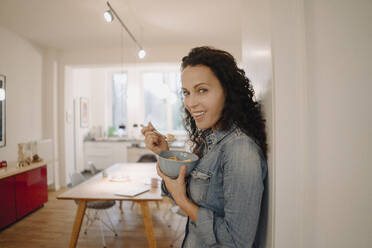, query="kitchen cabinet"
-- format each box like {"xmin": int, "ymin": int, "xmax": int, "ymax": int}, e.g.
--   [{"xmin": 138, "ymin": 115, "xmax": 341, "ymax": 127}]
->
[
  {"xmin": 84, "ymin": 141, "xmax": 128, "ymax": 170},
  {"xmin": 15, "ymin": 166, "xmax": 48, "ymax": 219},
  {"xmin": 0, "ymin": 163, "xmax": 48, "ymax": 230},
  {"xmin": 0, "ymin": 176, "xmax": 16, "ymax": 229}
]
